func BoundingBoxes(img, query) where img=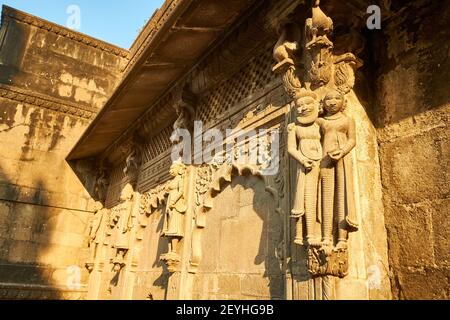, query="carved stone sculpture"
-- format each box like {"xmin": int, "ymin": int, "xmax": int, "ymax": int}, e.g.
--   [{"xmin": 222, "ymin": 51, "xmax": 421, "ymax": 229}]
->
[
  {"xmin": 112, "ymin": 183, "xmax": 135, "ymax": 271},
  {"xmin": 160, "ymin": 162, "xmax": 187, "ymax": 272},
  {"xmin": 137, "ymin": 184, "xmax": 167, "ymax": 239},
  {"xmin": 273, "ymin": 0, "xmax": 363, "ymax": 284},
  {"xmin": 172, "ymin": 86, "xmax": 197, "ymax": 133},
  {"xmin": 305, "ymin": 0, "xmax": 334, "ymax": 88},
  {"xmin": 317, "ymin": 89, "xmax": 358, "ymax": 251},
  {"xmin": 94, "ymin": 162, "xmax": 110, "ymax": 203},
  {"xmin": 85, "ymin": 201, "xmax": 109, "ymax": 272},
  {"xmin": 123, "ymin": 134, "xmax": 144, "ymax": 187},
  {"xmin": 272, "ymin": 23, "xmax": 303, "ymax": 99},
  {"xmin": 273, "ymin": 23, "xmax": 301, "ymax": 73},
  {"xmin": 287, "ymin": 90, "xmax": 322, "ymax": 247}
]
